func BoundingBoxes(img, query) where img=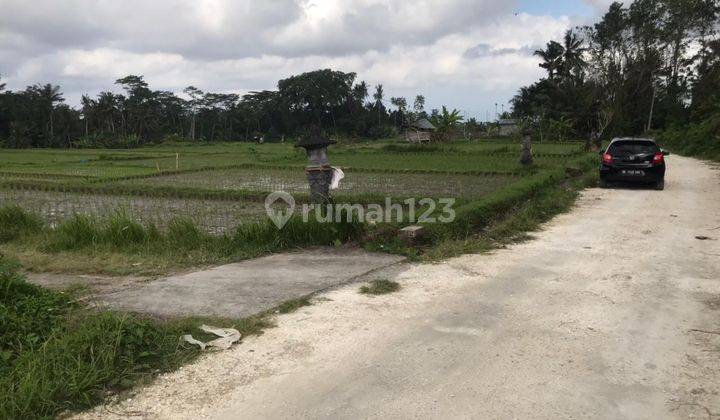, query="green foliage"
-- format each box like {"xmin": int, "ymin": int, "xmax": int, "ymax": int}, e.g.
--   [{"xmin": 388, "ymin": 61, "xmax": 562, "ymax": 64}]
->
[
  {"xmin": 430, "ymin": 106, "xmax": 464, "ymax": 141},
  {"xmin": 0, "ymin": 257, "xmax": 272, "ymax": 419},
  {"xmin": 657, "ymin": 112, "xmax": 720, "ymax": 160},
  {"xmin": 49, "ymin": 215, "xmax": 99, "ymax": 250},
  {"xmin": 71, "ymin": 134, "xmax": 141, "ymax": 149},
  {"xmin": 513, "ymin": 0, "xmax": 720, "ymax": 140},
  {"xmin": 0, "ymin": 205, "xmax": 43, "ymax": 243},
  {"xmin": 275, "ymin": 297, "xmax": 312, "ymax": 314},
  {"xmin": 233, "ymin": 215, "xmax": 365, "ymax": 253},
  {"xmin": 359, "ymin": 279, "xmax": 401, "ymax": 295},
  {"xmin": 166, "ymin": 217, "xmax": 203, "ymax": 250},
  {"xmin": 381, "ymin": 143, "xmax": 443, "ymax": 153},
  {"xmin": 0, "ymin": 257, "xmax": 73, "ymax": 370},
  {"xmin": 103, "ymin": 211, "xmax": 148, "ymax": 247}
]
